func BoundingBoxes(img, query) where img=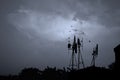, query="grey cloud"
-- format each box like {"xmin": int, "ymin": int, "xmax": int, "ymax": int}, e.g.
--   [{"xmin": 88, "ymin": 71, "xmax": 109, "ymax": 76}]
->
[
  {"xmin": 69, "ymin": 0, "xmax": 120, "ymax": 27},
  {"xmin": 0, "ymin": 0, "xmax": 23, "ymax": 14},
  {"xmin": 1, "ymin": 0, "xmax": 120, "ymax": 28}
]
